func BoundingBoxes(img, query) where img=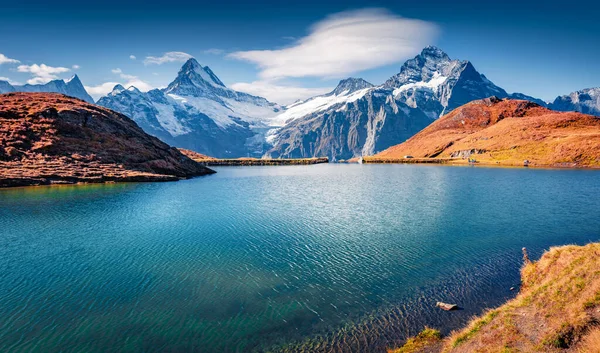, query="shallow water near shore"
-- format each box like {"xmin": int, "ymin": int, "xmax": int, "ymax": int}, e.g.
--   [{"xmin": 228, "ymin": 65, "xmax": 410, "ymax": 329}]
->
[{"xmin": 1, "ymin": 164, "xmax": 599, "ymax": 352}]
